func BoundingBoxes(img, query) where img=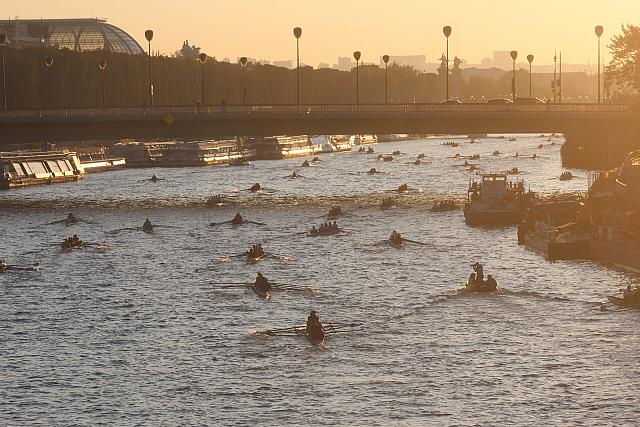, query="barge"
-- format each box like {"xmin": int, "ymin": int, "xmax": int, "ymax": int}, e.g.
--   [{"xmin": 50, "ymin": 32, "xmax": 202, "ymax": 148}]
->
[
  {"xmin": 160, "ymin": 140, "xmax": 253, "ymax": 167},
  {"xmin": 350, "ymin": 135, "xmax": 378, "ymax": 145},
  {"xmin": 78, "ymin": 149, "xmax": 126, "ymax": 173},
  {"xmin": 310, "ymin": 135, "xmax": 353, "ymax": 153},
  {"xmin": 253, "ymin": 135, "xmax": 313, "ymax": 160},
  {"xmin": 464, "ymin": 173, "xmax": 536, "ymax": 226},
  {"xmin": 1, "ymin": 151, "xmax": 84, "ymax": 189}
]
